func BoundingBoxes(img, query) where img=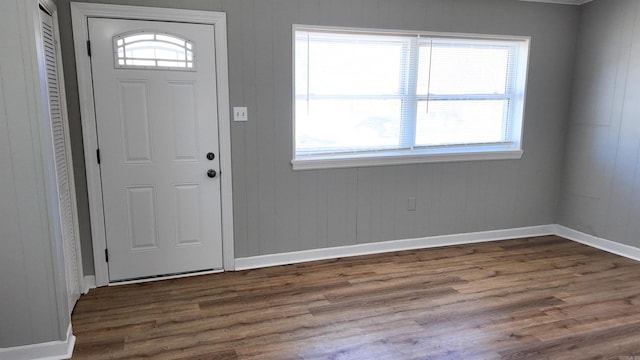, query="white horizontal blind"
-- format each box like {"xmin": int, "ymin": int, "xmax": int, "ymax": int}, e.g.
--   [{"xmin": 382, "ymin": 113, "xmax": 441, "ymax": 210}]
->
[
  {"xmin": 294, "ymin": 26, "xmax": 529, "ymax": 161},
  {"xmin": 415, "ymin": 38, "xmax": 519, "ymax": 147},
  {"xmin": 295, "ymin": 30, "xmax": 413, "ymax": 155}
]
